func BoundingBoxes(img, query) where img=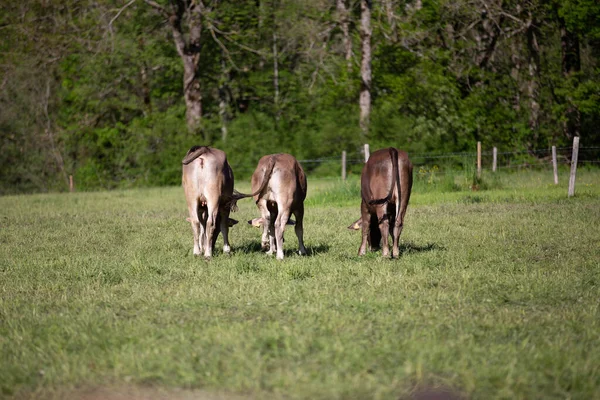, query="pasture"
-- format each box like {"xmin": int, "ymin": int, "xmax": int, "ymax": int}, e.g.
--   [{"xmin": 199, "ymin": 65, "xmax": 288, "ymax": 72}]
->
[{"xmin": 1, "ymin": 169, "xmax": 599, "ymax": 400}]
